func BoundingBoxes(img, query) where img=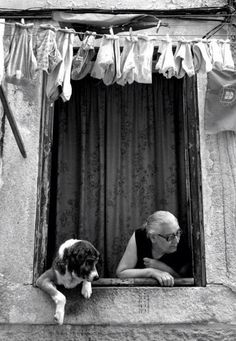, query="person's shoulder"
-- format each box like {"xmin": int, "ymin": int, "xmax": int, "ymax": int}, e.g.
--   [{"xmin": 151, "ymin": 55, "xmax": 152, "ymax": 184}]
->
[{"xmin": 135, "ymin": 227, "xmax": 147, "ymax": 239}]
